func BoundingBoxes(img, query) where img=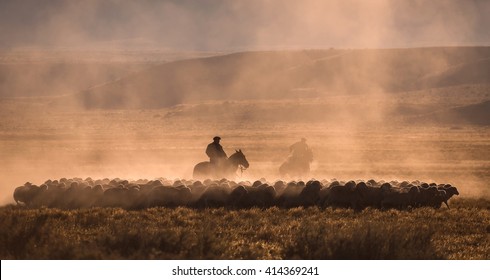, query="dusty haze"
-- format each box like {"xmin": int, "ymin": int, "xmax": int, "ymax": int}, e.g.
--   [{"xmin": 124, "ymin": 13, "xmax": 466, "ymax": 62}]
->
[
  {"xmin": 0, "ymin": 0, "xmax": 489, "ymax": 204},
  {"xmin": 1, "ymin": 0, "xmax": 489, "ymax": 49}
]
